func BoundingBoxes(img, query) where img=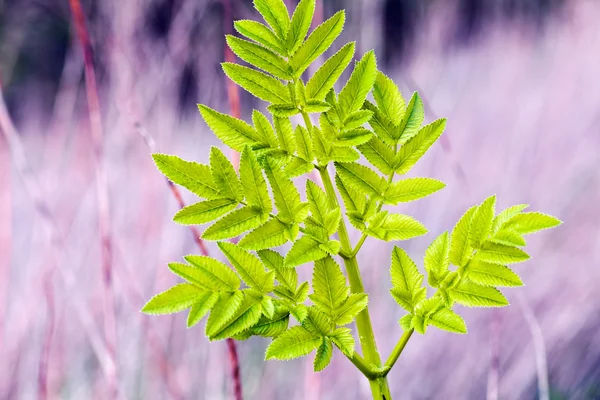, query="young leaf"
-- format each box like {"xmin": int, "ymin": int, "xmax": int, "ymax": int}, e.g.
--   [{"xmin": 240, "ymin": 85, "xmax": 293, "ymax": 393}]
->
[
  {"xmin": 335, "ymin": 174, "xmax": 367, "ymax": 215},
  {"xmin": 274, "ymin": 116, "xmax": 296, "ymax": 155},
  {"xmin": 396, "ymin": 92, "xmax": 424, "ymax": 143},
  {"xmin": 342, "ymin": 110, "xmax": 373, "ymax": 131},
  {"xmin": 210, "ymin": 292, "xmax": 263, "ymax": 340},
  {"xmin": 218, "ymin": 242, "xmax": 274, "ymax": 293},
  {"xmin": 265, "ymin": 326, "xmax": 321, "ymax": 360},
  {"xmin": 335, "ymin": 293, "xmax": 368, "ymax": 325},
  {"xmin": 449, "ymin": 205, "xmax": 477, "ymax": 267},
  {"xmin": 240, "ymin": 147, "xmax": 272, "ymax": 212},
  {"xmin": 199, "ymin": 105, "xmax": 263, "ymax": 151},
  {"xmin": 334, "ymin": 128, "xmax": 373, "ymax": 147},
  {"xmin": 284, "ymin": 236, "xmax": 328, "ymax": 268},
  {"xmin": 466, "ymin": 261, "xmax": 524, "ymax": 287},
  {"xmin": 390, "ymin": 247, "xmax": 425, "ymax": 312},
  {"xmin": 449, "ymin": 281, "xmax": 509, "ymax": 308},
  {"xmin": 152, "ymin": 154, "xmax": 222, "ymax": 199},
  {"xmin": 424, "ymin": 232, "xmax": 450, "ymax": 287},
  {"xmin": 205, "ymin": 291, "xmax": 245, "ymax": 337},
  {"xmin": 428, "ymin": 308, "xmax": 467, "ymax": 334},
  {"xmin": 252, "ymin": 110, "xmax": 279, "ymax": 148},
  {"xmin": 210, "ymin": 147, "xmax": 243, "ymax": 202},
  {"xmin": 504, "ymin": 212, "xmax": 562, "ymax": 235},
  {"xmin": 202, "ymin": 206, "xmax": 268, "ymax": 240},
  {"xmin": 187, "ymin": 292, "xmax": 220, "ymax": 328},
  {"xmin": 264, "ymin": 159, "xmax": 302, "ymax": 223},
  {"xmin": 309, "ymin": 256, "xmax": 348, "ymax": 317},
  {"xmin": 251, "ymin": 309, "xmax": 290, "ymax": 337},
  {"xmin": 384, "ymin": 177, "xmax": 446, "ymax": 205},
  {"xmin": 286, "ymin": 0, "xmax": 315, "ymax": 55},
  {"xmin": 239, "ymin": 218, "xmax": 289, "ymax": 250},
  {"xmin": 295, "ymin": 125, "xmax": 314, "ymax": 161},
  {"xmin": 142, "ymin": 283, "xmax": 208, "ymax": 315},
  {"xmin": 268, "ymin": 104, "xmax": 300, "ymax": 117},
  {"xmin": 283, "ymin": 156, "xmax": 314, "ymax": 177},
  {"xmin": 234, "ymin": 20, "xmax": 286, "ymax": 54},
  {"xmin": 226, "ymin": 35, "xmax": 292, "ymax": 80},
  {"xmin": 258, "ymin": 249, "xmax": 298, "ymax": 292},
  {"xmin": 338, "ymin": 50, "xmax": 377, "ymax": 117},
  {"xmin": 490, "ymin": 229, "xmax": 526, "ymax": 247},
  {"xmin": 222, "ymin": 63, "xmax": 291, "ymax": 104},
  {"xmin": 335, "ymin": 162, "xmax": 387, "ymax": 199},
  {"xmin": 366, "ymin": 212, "xmax": 428, "ymax": 241},
  {"xmin": 330, "ymin": 328, "xmax": 355, "ymax": 357},
  {"xmin": 184, "ymin": 255, "xmax": 241, "ymax": 291},
  {"xmin": 474, "ymin": 242, "xmax": 530, "ymax": 265},
  {"xmin": 173, "ymin": 199, "xmax": 237, "ymax": 225},
  {"xmin": 491, "ymin": 204, "xmax": 529, "ymax": 235},
  {"xmin": 253, "ymin": 0, "xmax": 290, "ymax": 40},
  {"xmin": 373, "ymin": 71, "xmax": 404, "ymax": 126},
  {"xmin": 290, "ymin": 11, "xmax": 345, "ymax": 77},
  {"xmin": 395, "ymin": 118, "xmax": 446, "ymax": 174},
  {"xmin": 399, "ymin": 314, "xmax": 413, "ymax": 331},
  {"xmin": 261, "ymin": 296, "xmax": 275, "ymax": 319},
  {"xmin": 468, "ymin": 195, "xmax": 496, "ymax": 249},
  {"xmin": 306, "ymin": 180, "xmax": 332, "ymax": 225},
  {"xmin": 313, "ymin": 338, "xmax": 333, "ymax": 372},
  {"xmin": 306, "ymin": 42, "xmax": 355, "ymax": 100},
  {"xmin": 363, "ymin": 100, "xmax": 397, "ymax": 146}
]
